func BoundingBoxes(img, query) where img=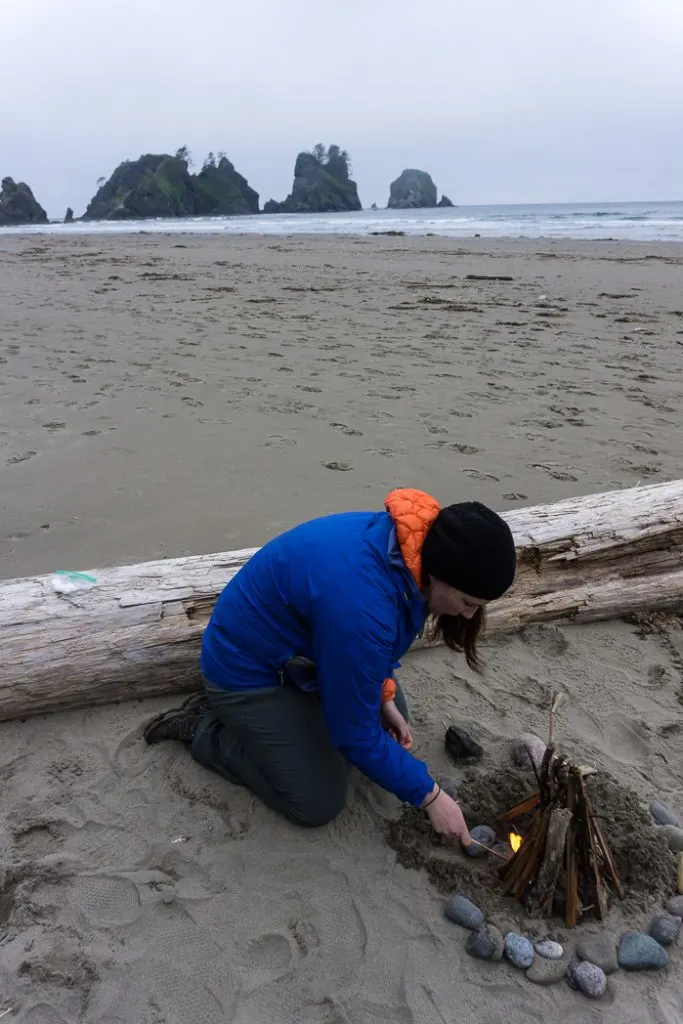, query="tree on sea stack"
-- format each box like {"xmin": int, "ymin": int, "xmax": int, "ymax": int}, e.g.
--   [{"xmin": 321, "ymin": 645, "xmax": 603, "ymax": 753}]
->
[
  {"xmin": 81, "ymin": 149, "xmax": 259, "ymax": 220},
  {"xmin": 263, "ymin": 144, "xmax": 361, "ymax": 214}
]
